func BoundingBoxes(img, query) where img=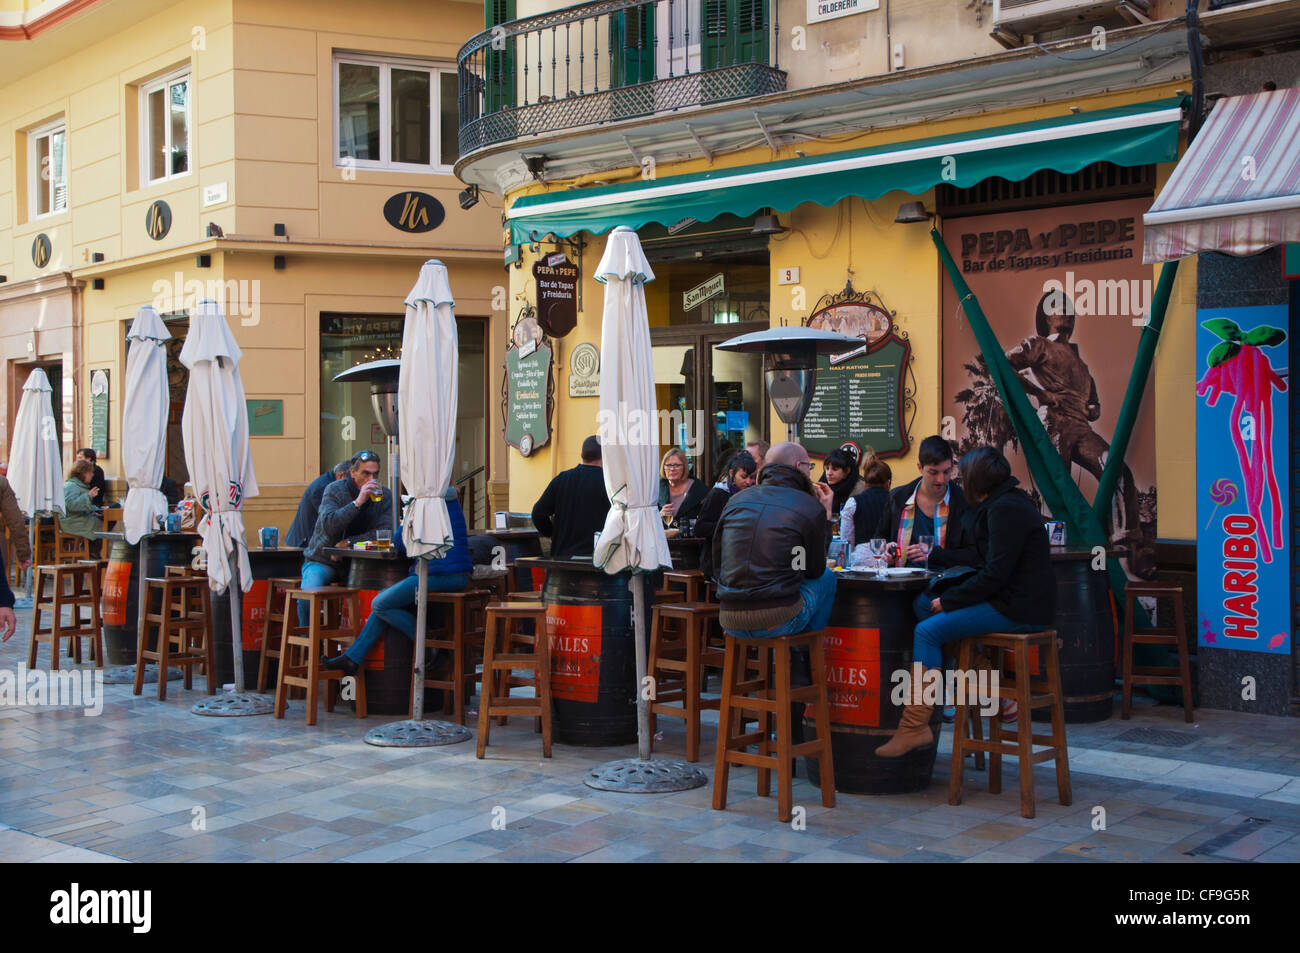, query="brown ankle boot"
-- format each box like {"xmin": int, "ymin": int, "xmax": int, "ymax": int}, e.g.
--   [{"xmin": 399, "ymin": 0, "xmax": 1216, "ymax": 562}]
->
[{"xmin": 876, "ymin": 703, "xmax": 934, "ymax": 757}]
